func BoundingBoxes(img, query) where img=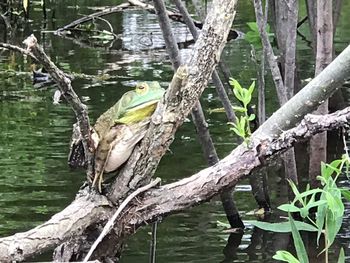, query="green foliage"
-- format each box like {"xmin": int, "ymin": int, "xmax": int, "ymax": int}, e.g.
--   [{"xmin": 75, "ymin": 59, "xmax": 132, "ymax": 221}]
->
[
  {"xmin": 273, "ymin": 251, "xmax": 300, "ymax": 263},
  {"xmin": 229, "ymin": 79, "xmax": 255, "ymax": 145},
  {"xmin": 244, "ymin": 22, "xmax": 274, "ymax": 48},
  {"xmin": 247, "ymin": 220, "xmax": 317, "ymax": 233},
  {"xmin": 249, "ymin": 155, "xmax": 350, "ymax": 262}
]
